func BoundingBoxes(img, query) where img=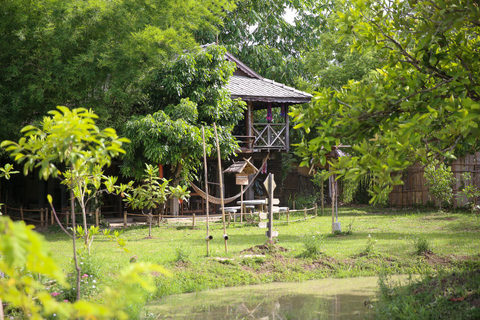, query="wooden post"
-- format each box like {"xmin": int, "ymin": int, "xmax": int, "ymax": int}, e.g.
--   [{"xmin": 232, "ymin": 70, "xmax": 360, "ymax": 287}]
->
[
  {"xmin": 50, "ymin": 208, "xmax": 53, "ymax": 226},
  {"xmin": 41, "ymin": 208, "xmax": 45, "ymax": 227},
  {"xmin": 192, "ymin": 213, "xmax": 196, "ymax": 229},
  {"xmin": 304, "ymin": 208, "xmax": 307, "ymax": 220},
  {"xmin": 315, "ymin": 203, "xmax": 318, "ymax": 217},
  {"xmin": 66, "ymin": 209, "xmax": 69, "ymax": 227},
  {"xmin": 287, "ymin": 209, "xmax": 290, "ymax": 224},
  {"xmin": 20, "ymin": 206, "xmax": 24, "ymax": 222},
  {"xmin": 202, "ymin": 127, "xmax": 211, "ymax": 256},
  {"xmin": 331, "ymin": 175, "xmax": 335, "ymax": 233},
  {"xmin": 124, "ymin": 210, "xmax": 127, "ymax": 227},
  {"xmin": 95, "ymin": 208, "xmax": 99, "ymax": 227},
  {"xmin": 240, "ymin": 185, "xmax": 244, "ymax": 223},
  {"xmin": 214, "ymin": 123, "xmax": 228, "ymax": 254},
  {"xmin": 293, "ymin": 200, "xmax": 296, "ymax": 210},
  {"xmin": 321, "ymin": 180, "xmax": 324, "ymax": 216}
]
